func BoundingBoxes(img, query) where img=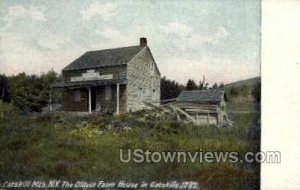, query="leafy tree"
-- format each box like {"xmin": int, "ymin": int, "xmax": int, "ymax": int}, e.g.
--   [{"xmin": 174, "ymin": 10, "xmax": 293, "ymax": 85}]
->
[
  {"xmin": 185, "ymin": 79, "xmax": 198, "ymax": 90},
  {"xmin": 41, "ymin": 70, "xmax": 62, "ymax": 104},
  {"xmin": 160, "ymin": 76, "xmax": 184, "ymax": 100},
  {"xmin": 7, "ymin": 73, "xmax": 45, "ymax": 112},
  {"xmin": 212, "ymin": 82, "xmax": 218, "ymax": 89},
  {"xmin": 6, "ymin": 71, "xmax": 61, "ymax": 112}
]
